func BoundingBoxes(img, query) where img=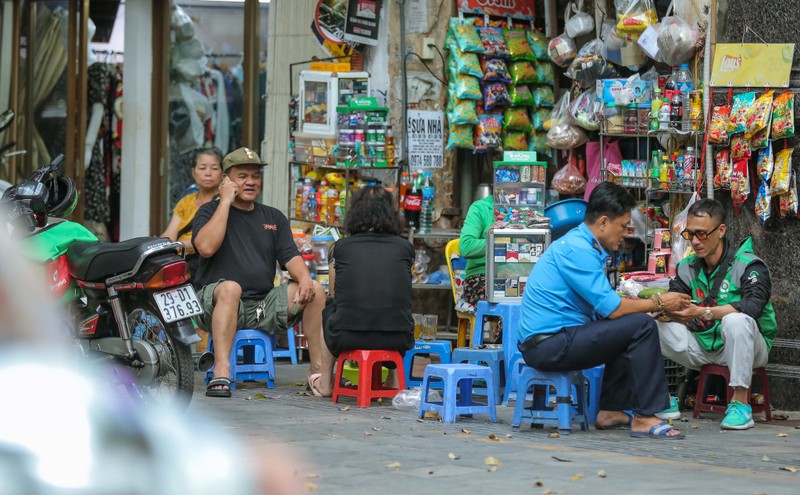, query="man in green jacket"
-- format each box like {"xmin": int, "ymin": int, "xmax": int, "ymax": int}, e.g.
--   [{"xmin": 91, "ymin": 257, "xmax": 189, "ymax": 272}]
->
[
  {"xmin": 658, "ymin": 199, "xmax": 777, "ymax": 430},
  {"xmin": 458, "ymin": 195, "xmax": 494, "ymax": 309}
]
